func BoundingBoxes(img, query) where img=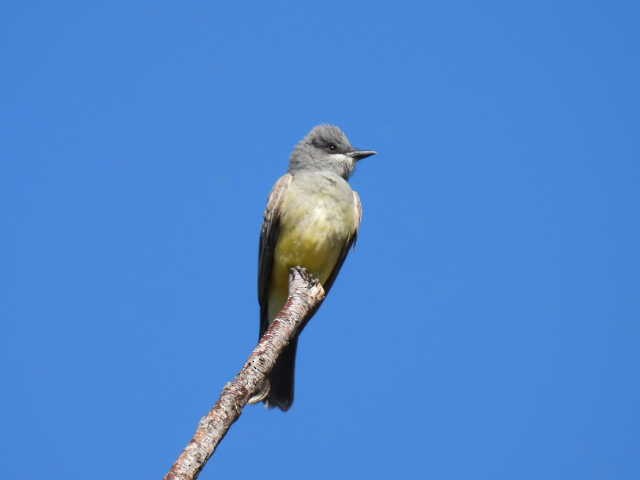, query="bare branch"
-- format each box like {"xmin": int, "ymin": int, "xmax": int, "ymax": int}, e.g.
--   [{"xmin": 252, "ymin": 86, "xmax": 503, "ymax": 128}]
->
[{"xmin": 164, "ymin": 267, "xmax": 325, "ymax": 480}]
